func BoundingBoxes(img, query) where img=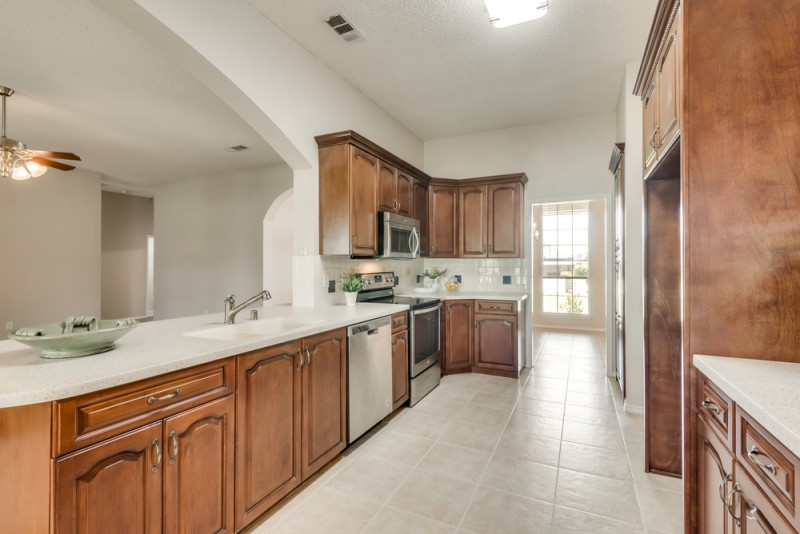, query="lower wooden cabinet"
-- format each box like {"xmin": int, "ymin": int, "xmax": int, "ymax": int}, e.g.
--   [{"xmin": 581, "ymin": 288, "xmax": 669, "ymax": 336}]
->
[
  {"xmin": 235, "ymin": 329, "xmax": 346, "ymax": 531},
  {"xmin": 474, "ymin": 313, "xmax": 518, "ymax": 376},
  {"xmin": 697, "ymin": 418, "xmax": 734, "ymax": 534},
  {"xmin": 54, "ymin": 394, "xmax": 236, "ymax": 534},
  {"xmin": 444, "ymin": 300, "xmax": 473, "ymax": 373},
  {"xmin": 391, "ymin": 329, "xmax": 409, "ymax": 409}
]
